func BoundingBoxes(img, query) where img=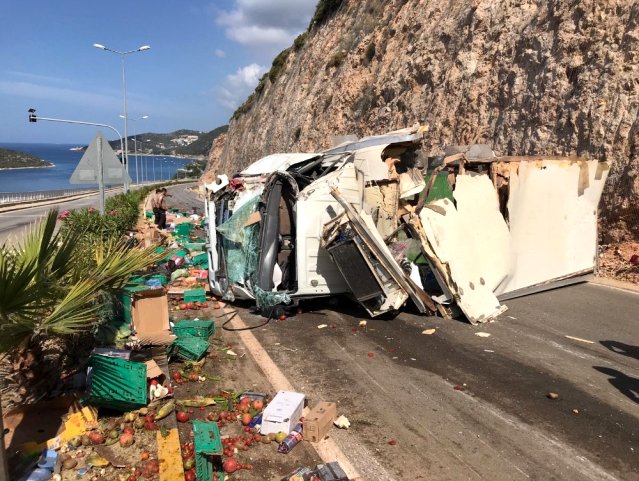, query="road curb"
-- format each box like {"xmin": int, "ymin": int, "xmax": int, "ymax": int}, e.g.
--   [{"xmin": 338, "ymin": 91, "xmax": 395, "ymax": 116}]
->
[
  {"xmin": 589, "ymin": 276, "xmax": 639, "ymax": 293},
  {"xmin": 225, "ymin": 307, "xmax": 363, "ymax": 481}
]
